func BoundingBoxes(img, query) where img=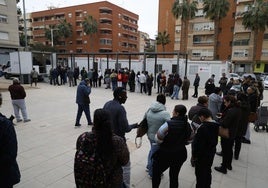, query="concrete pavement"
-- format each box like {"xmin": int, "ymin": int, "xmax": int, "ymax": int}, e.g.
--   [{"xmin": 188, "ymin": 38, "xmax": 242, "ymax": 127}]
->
[{"xmin": 0, "ymin": 77, "xmax": 268, "ymax": 188}]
